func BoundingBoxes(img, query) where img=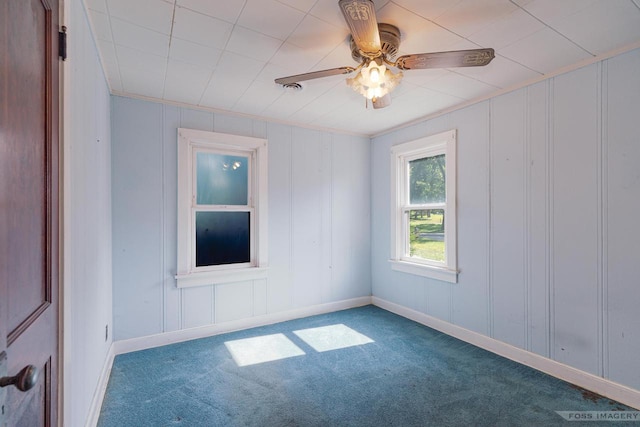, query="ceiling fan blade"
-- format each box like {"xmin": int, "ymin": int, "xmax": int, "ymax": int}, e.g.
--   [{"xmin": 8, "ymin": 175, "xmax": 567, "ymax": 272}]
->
[
  {"xmin": 339, "ymin": 0, "xmax": 381, "ymax": 54},
  {"xmin": 275, "ymin": 66, "xmax": 356, "ymax": 85},
  {"xmin": 372, "ymin": 93, "xmax": 391, "ymax": 109},
  {"xmin": 395, "ymin": 48, "xmax": 495, "ymax": 70}
]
